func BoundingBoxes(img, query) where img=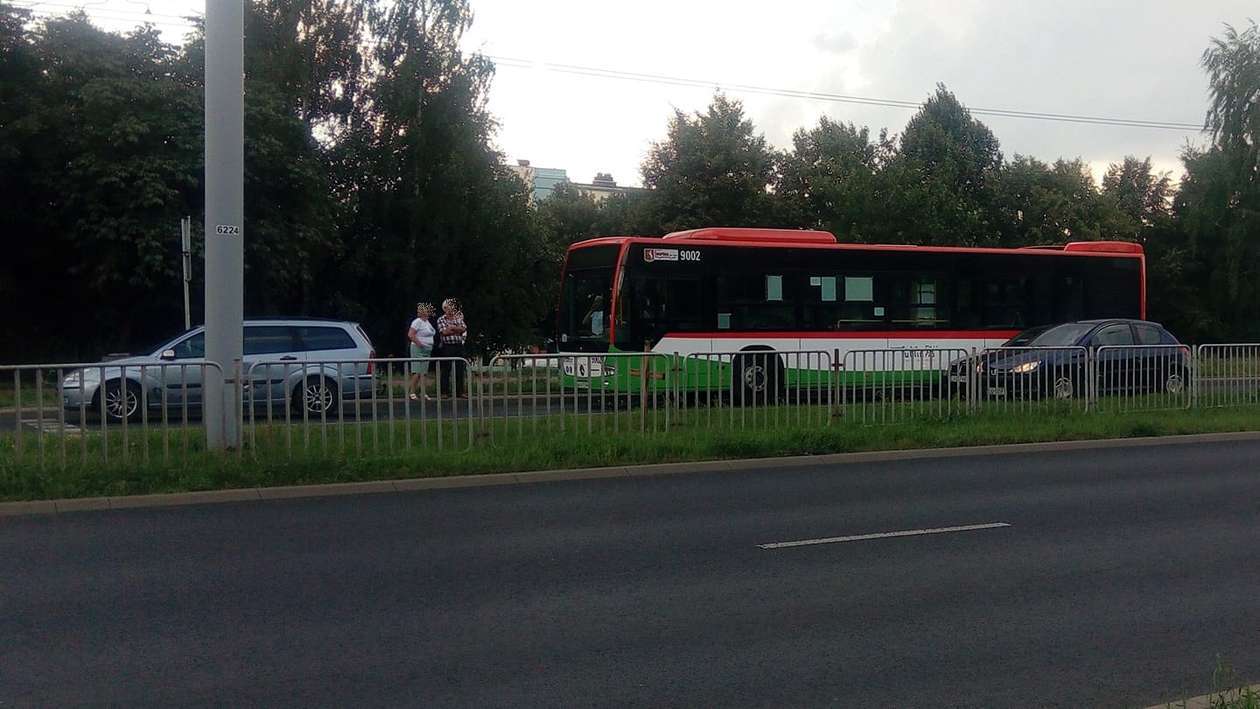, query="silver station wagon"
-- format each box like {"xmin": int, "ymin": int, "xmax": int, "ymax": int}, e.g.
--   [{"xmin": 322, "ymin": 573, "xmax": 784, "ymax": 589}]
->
[{"xmin": 61, "ymin": 318, "xmax": 377, "ymax": 422}]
